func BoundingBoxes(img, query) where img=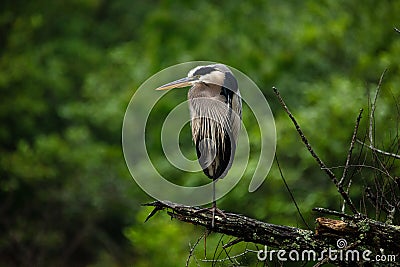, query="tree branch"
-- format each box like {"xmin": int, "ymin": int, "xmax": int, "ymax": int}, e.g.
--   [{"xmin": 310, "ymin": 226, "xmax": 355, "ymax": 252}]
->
[
  {"xmin": 143, "ymin": 201, "xmax": 400, "ymax": 257},
  {"xmin": 143, "ymin": 200, "xmax": 319, "ymax": 250},
  {"xmin": 273, "ymin": 87, "xmax": 359, "ymax": 215}
]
